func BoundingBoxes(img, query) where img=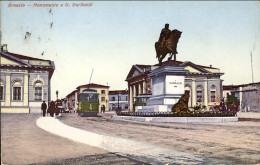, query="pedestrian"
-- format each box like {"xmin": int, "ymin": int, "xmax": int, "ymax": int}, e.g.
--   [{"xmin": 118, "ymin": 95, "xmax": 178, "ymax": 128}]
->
[
  {"xmin": 101, "ymin": 105, "xmax": 105, "ymax": 113},
  {"xmin": 41, "ymin": 101, "xmax": 47, "ymax": 117},
  {"xmin": 49, "ymin": 101, "xmax": 55, "ymax": 117},
  {"xmin": 47, "ymin": 102, "xmax": 50, "ymax": 116},
  {"xmin": 55, "ymin": 101, "xmax": 60, "ymax": 118}
]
